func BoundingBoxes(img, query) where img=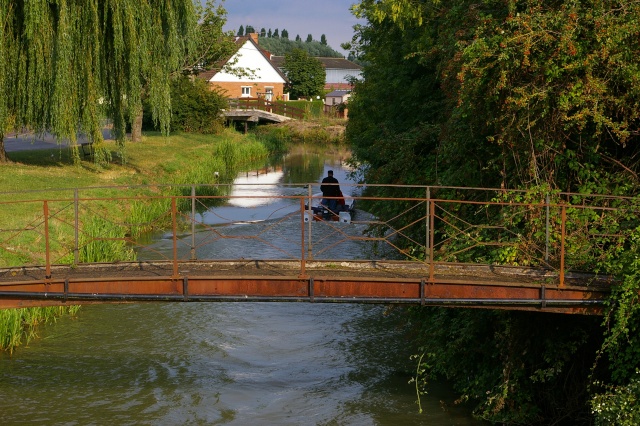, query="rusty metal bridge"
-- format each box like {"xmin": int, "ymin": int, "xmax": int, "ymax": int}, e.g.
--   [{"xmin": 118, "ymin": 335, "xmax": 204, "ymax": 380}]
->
[{"xmin": 0, "ymin": 182, "xmax": 626, "ymax": 314}]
